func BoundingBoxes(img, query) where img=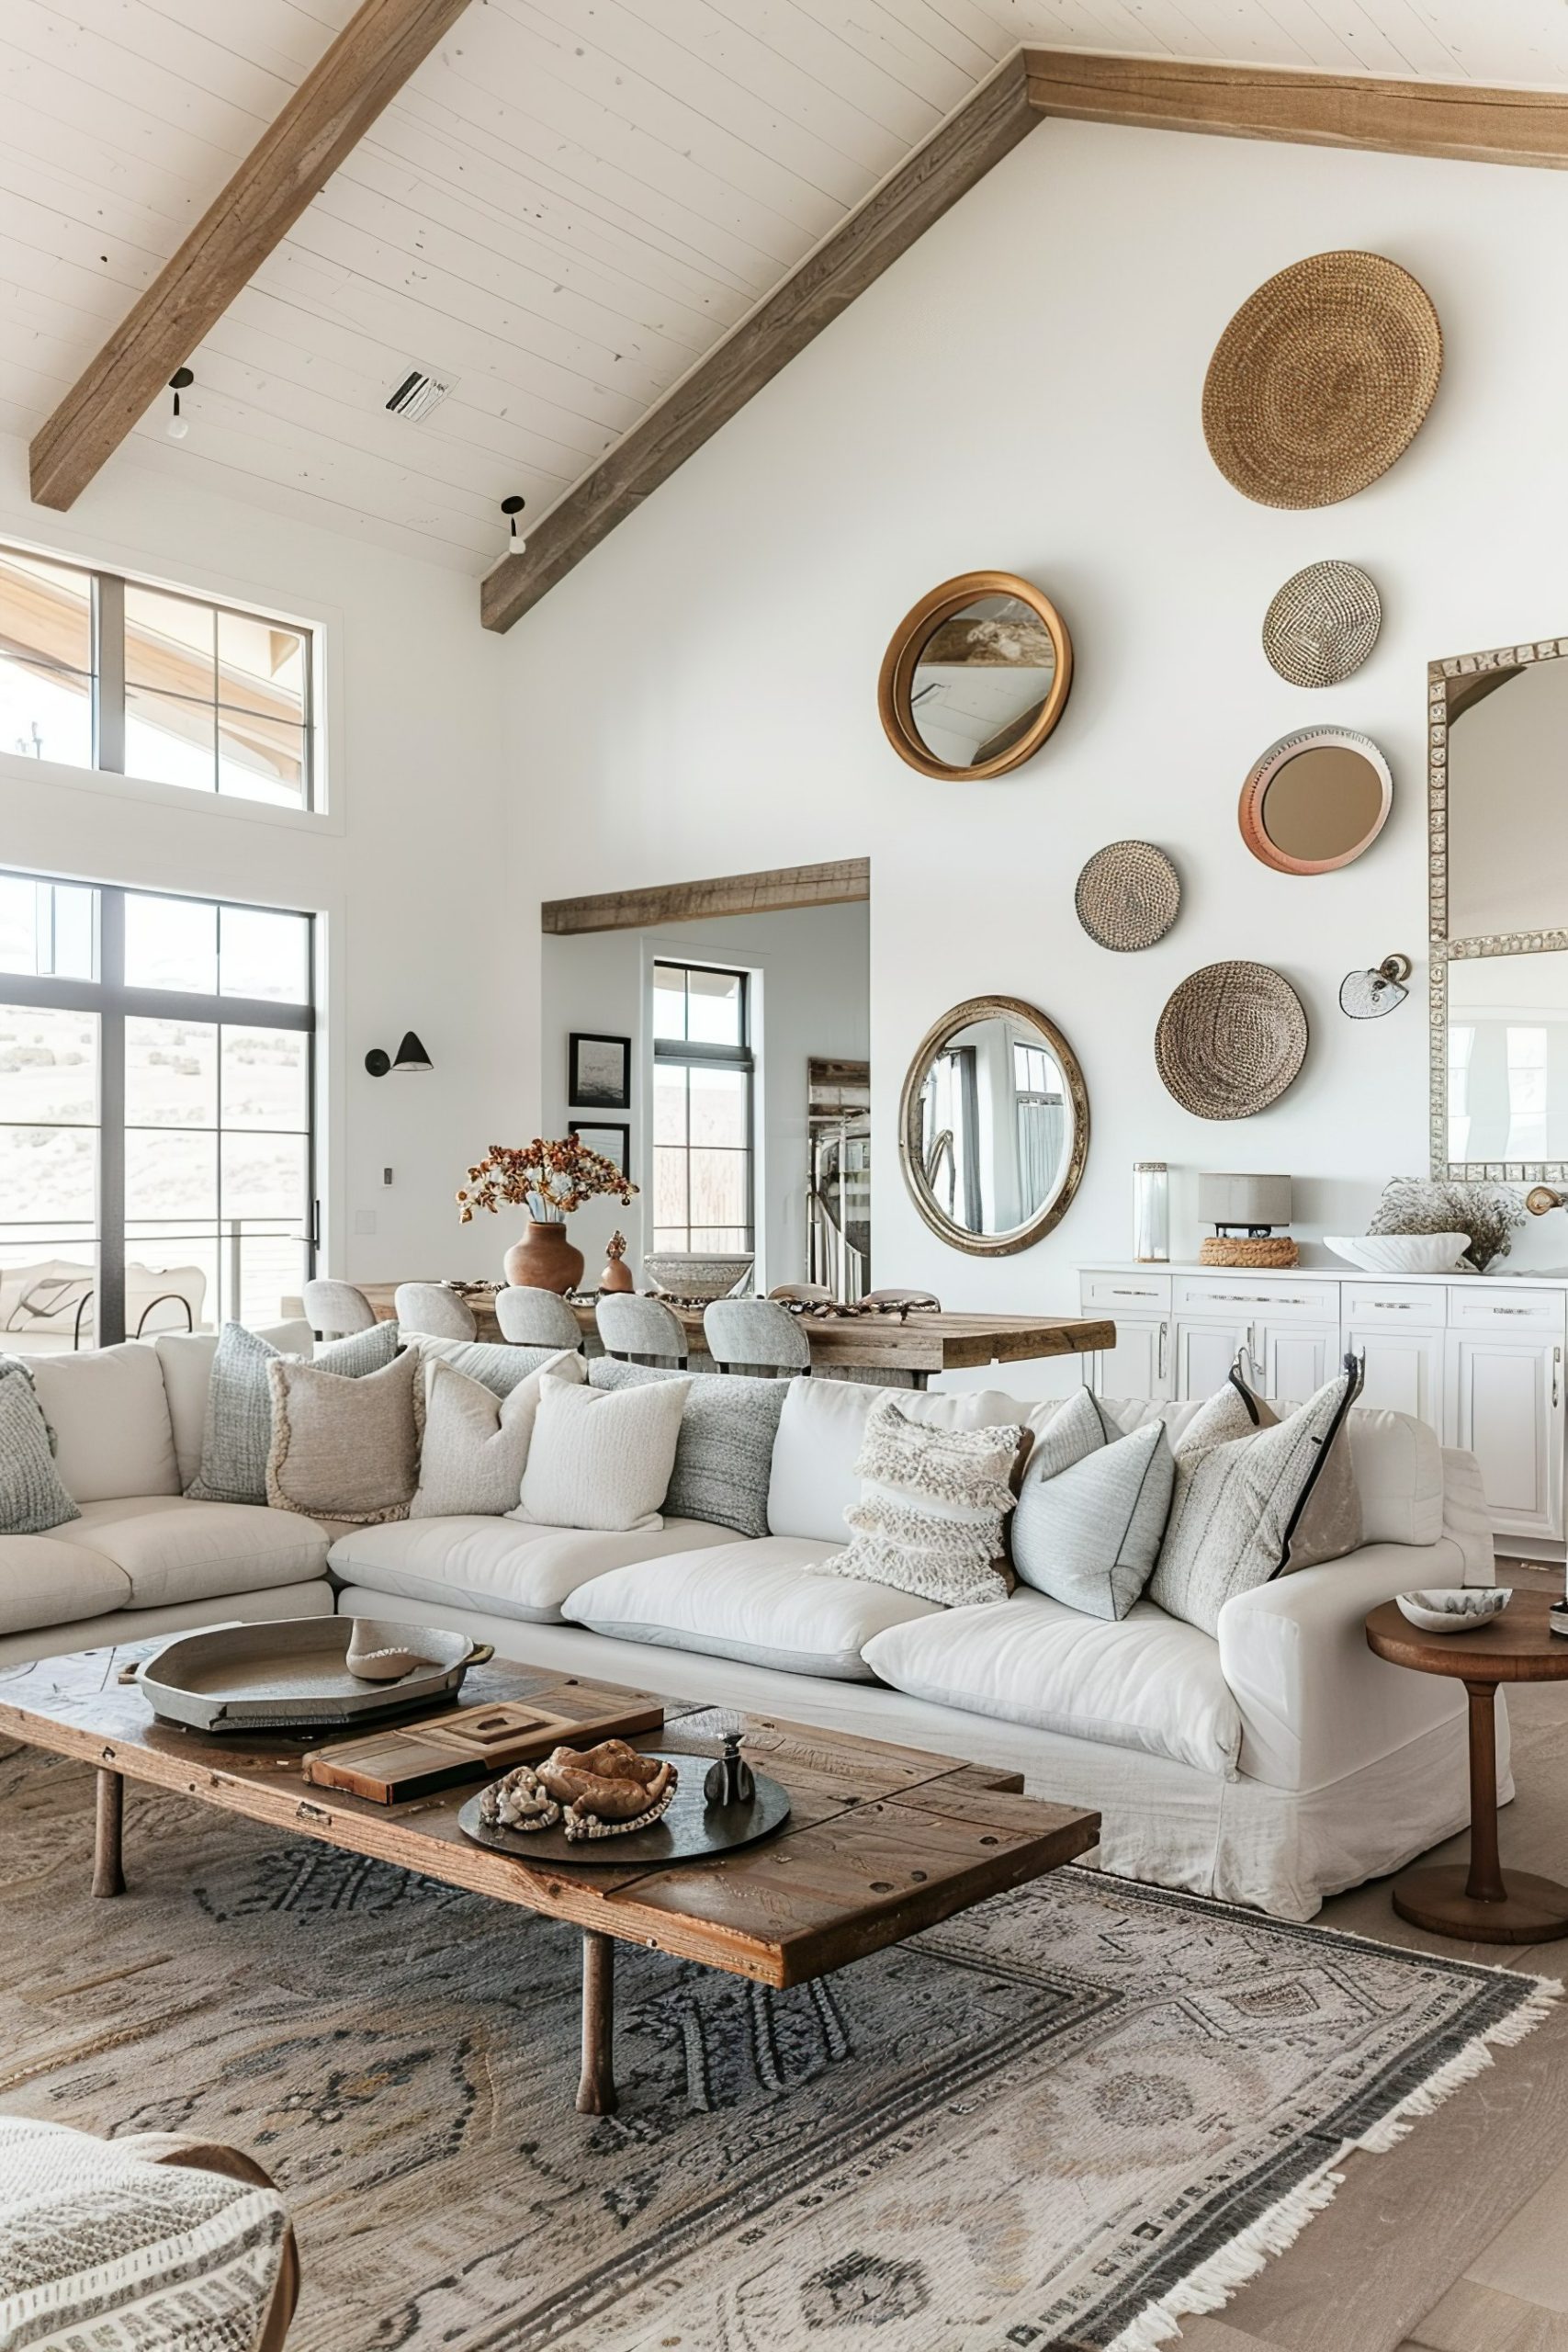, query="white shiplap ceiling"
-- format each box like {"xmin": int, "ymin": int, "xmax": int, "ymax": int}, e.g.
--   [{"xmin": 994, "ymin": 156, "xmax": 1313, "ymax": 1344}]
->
[{"xmin": 2, "ymin": 0, "xmax": 1566, "ymax": 575}]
